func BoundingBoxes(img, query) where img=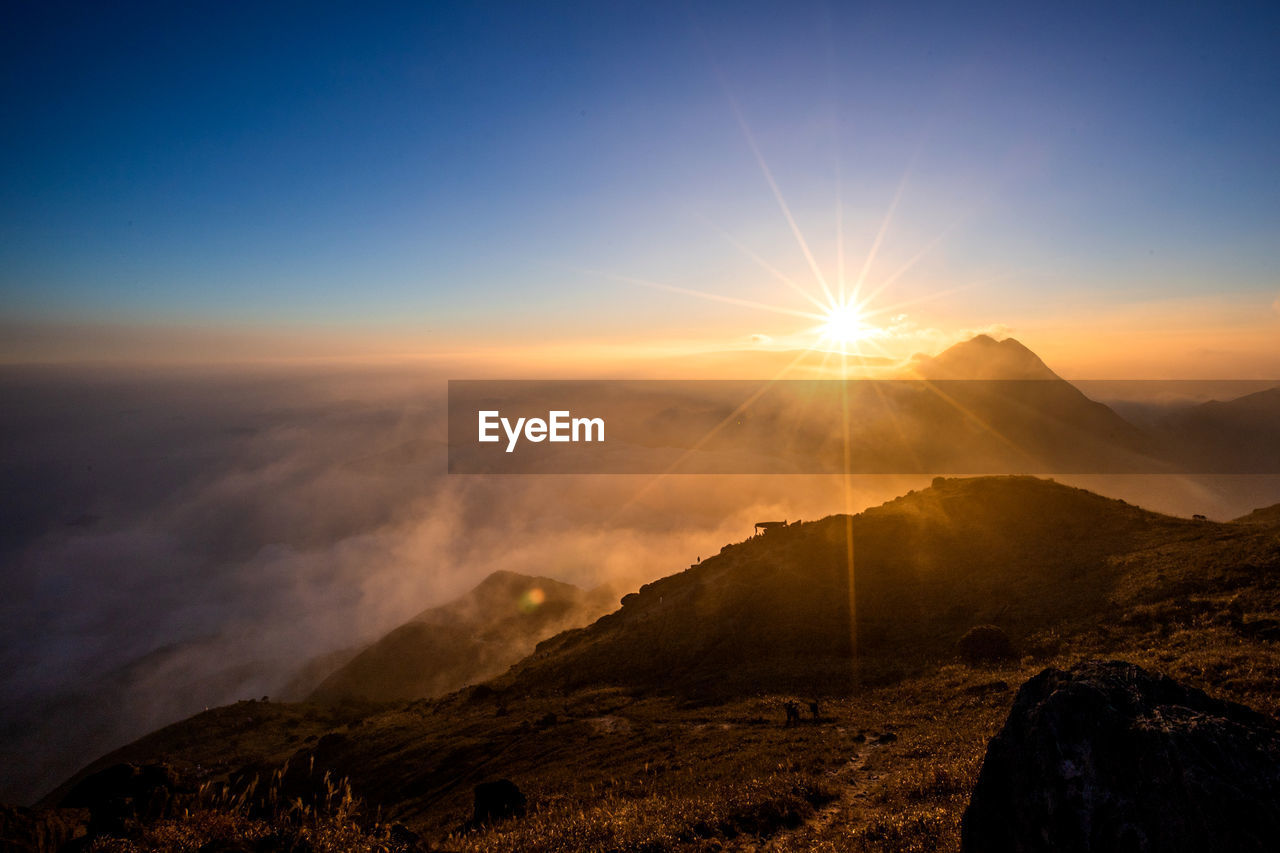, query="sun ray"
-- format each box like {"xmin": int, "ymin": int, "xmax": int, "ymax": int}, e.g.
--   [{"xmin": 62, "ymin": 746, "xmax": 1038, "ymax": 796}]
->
[
  {"xmin": 858, "ymin": 215, "xmax": 964, "ymax": 307},
  {"xmin": 596, "ymin": 271, "xmax": 828, "ymax": 323},
  {"xmin": 835, "ymin": 160, "xmax": 846, "ymax": 306},
  {"xmin": 726, "ymin": 95, "xmax": 838, "ymax": 307},
  {"xmin": 851, "ymin": 281, "xmax": 980, "ymax": 324},
  {"xmin": 698, "ymin": 217, "xmax": 831, "ymax": 313},
  {"xmin": 915, "ymin": 378, "xmax": 1043, "ymax": 468},
  {"xmin": 852, "ymin": 169, "xmax": 911, "ymax": 300},
  {"xmin": 838, "ymin": 339, "xmax": 857, "ymax": 662},
  {"xmin": 603, "ymin": 341, "xmax": 831, "ymax": 523}
]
